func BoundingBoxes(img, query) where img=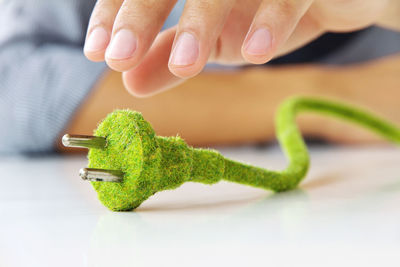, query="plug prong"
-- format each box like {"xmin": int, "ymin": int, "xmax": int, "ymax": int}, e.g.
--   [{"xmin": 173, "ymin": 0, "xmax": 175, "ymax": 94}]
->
[
  {"xmin": 79, "ymin": 168, "xmax": 123, "ymax": 182},
  {"xmin": 62, "ymin": 134, "xmax": 106, "ymax": 149}
]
